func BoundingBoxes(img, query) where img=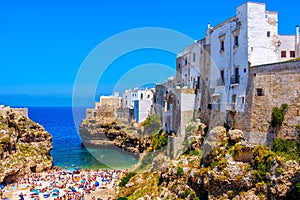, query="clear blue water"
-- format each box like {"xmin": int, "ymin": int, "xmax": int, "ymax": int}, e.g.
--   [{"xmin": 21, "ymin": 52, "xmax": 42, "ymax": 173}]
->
[{"xmin": 28, "ymin": 107, "xmax": 138, "ymax": 169}]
